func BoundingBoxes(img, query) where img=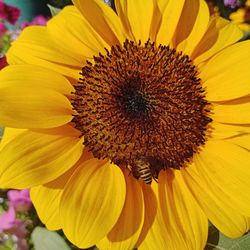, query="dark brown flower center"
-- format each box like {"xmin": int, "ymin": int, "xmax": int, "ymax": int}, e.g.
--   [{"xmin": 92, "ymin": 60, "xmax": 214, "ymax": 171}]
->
[{"xmin": 72, "ymin": 40, "xmax": 212, "ymax": 181}]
